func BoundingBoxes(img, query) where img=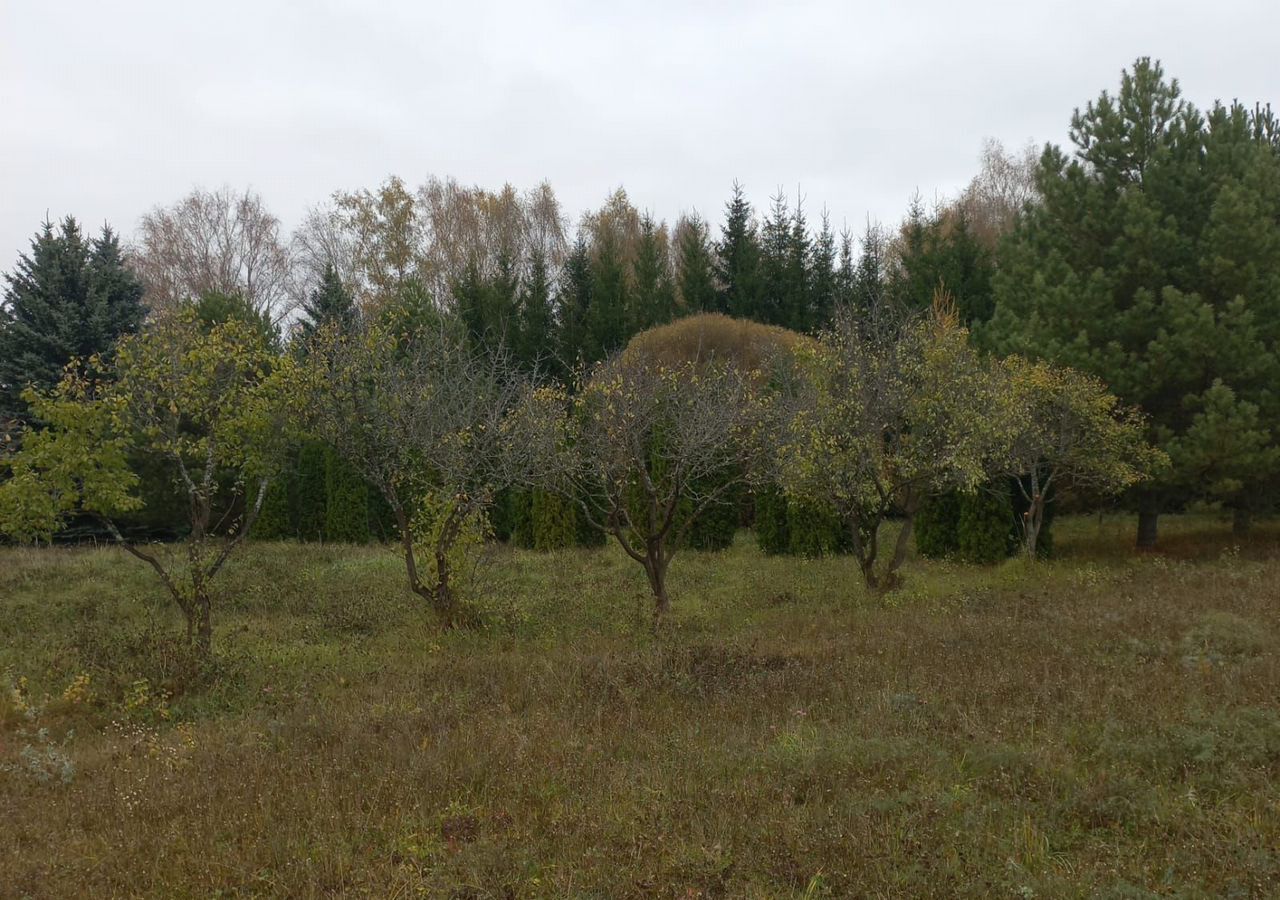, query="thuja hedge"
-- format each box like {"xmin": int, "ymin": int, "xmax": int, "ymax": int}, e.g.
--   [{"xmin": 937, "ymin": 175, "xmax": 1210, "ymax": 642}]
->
[
  {"xmin": 915, "ymin": 479, "xmax": 1054, "ymax": 562},
  {"xmin": 250, "ymin": 440, "xmax": 390, "ymax": 543},
  {"xmin": 755, "ymin": 487, "xmax": 851, "ymax": 558},
  {"xmin": 493, "ymin": 489, "xmax": 605, "ymax": 550}
]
